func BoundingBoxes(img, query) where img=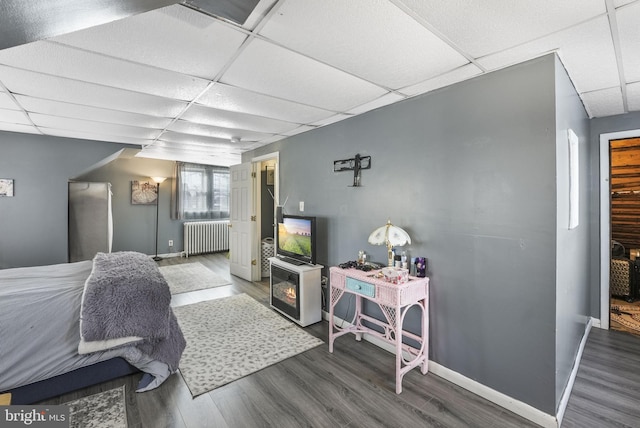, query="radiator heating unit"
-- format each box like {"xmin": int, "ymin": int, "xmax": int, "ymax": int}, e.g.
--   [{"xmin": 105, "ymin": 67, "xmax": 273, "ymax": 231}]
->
[{"xmin": 183, "ymin": 220, "xmax": 229, "ymax": 257}]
